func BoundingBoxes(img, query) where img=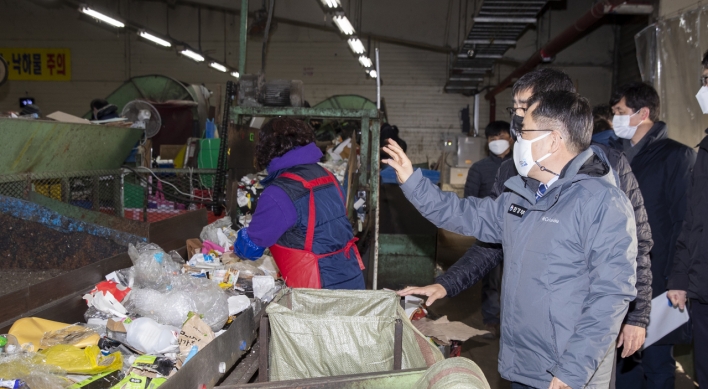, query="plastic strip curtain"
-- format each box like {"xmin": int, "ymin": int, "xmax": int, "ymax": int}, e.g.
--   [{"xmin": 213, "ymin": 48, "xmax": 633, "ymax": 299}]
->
[{"xmin": 635, "ymin": 8, "xmax": 708, "ymax": 148}]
